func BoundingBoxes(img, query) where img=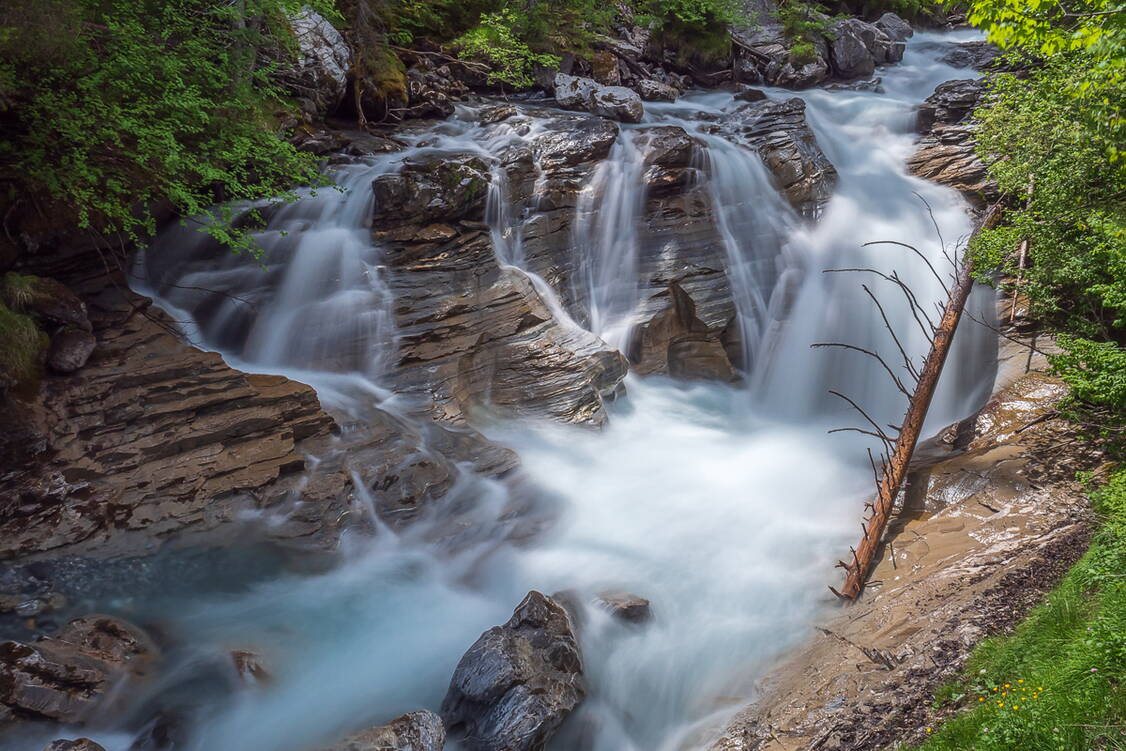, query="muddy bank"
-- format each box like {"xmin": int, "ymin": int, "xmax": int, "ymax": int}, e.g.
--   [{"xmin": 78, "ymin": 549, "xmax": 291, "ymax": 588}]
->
[{"xmin": 711, "ymin": 357, "xmax": 1105, "ymax": 751}]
